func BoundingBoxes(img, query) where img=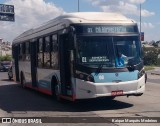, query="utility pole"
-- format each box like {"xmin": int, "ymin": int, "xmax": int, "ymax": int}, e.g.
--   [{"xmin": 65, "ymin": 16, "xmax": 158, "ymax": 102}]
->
[
  {"xmin": 78, "ymin": 0, "xmax": 80, "ymax": 12},
  {"xmin": 140, "ymin": 3, "xmax": 141, "ymax": 36}
]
